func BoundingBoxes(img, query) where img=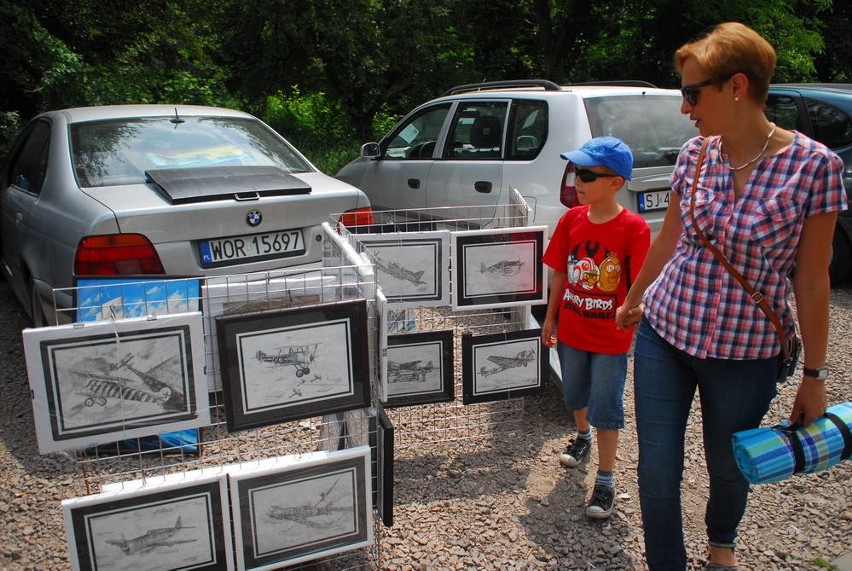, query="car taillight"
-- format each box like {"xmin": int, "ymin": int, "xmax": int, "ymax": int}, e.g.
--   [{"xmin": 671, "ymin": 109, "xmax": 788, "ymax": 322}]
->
[
  {"xmin": 337, "ymin": 207, "xmax": 375, "ymax": 232},
  {"xmin": 560, "ymin": 163, "xmax": 579, "ymax": 208},
  {"xmin": 75, "ymin": 234, "xmax": 166, "ymax": 275}
]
